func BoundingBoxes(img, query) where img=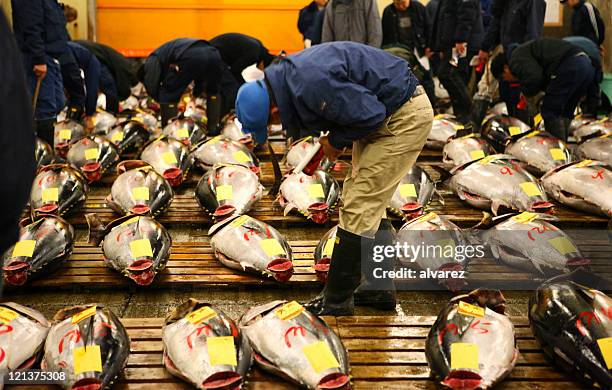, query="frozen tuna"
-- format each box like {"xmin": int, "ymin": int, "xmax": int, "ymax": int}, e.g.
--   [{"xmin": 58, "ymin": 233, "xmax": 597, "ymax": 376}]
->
[
  {"xmin": 388, "ymin": 165, "xmax": 437, "ymax": 219},
  {"xmin": 35, "ymin": 137, "xmax": 54, "ymax": 168},
  {"xmin": 106, "ymin": 120, "xmax": 151, "ymax": 155},
  {"xmin": 91, "ymin": 110, "xmax": 118, "ymax": 135},
  {"xmin": 278, "ymin": 170, "xmax": 340, "ymax": 224},
  {"xmin": 481, "ymin": 115, "xmax": 531, "ymax": 152},
  {"xmin": 54, "ymin": 120, "xmax": 85, "ymax": 158},
  {"xmin": 221, "ymin": 117, "xmax": 253, "ymax": 148},
  {"xmin": 505, "ymin": 131, "xmax": 571, "ymax": 175},
  {"xmin": 66, "ymin": 135, "xmax": 120, "ymax": 183},
  {"xmin": 285, "ymin": 136, "xmax": 334, "ymax": 172},
  {"xmin": 163, "ymin": 117, "xmax": 206, "ymax": 147},
  {"xmin": 428, "ymin": 115, "xmax": 463, "ymax": 149},
  {"xmin": 573, "ymin": 119, "xmax": 612, "ymax": 143},
  {"xmin": 574, "ymin": 135, "xmax": 612, "ymax": 166},
  {"xmin": 192, "ymin": 137, "xmax": 260, "ymax": 174},
  {"xmin": 30, "ymin": 164, "xmax": 88, "ymax": 218},
  {"xmin": 442, "ymin": 134, "xmax": 495, "ymax": 171},
  {"xmin": 141, "ymin": 136, "xmax": 193, "ymax": 187},
  {"xmin": 312, "ymin": 225, "xmax": 338, "ymax": 283}
]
